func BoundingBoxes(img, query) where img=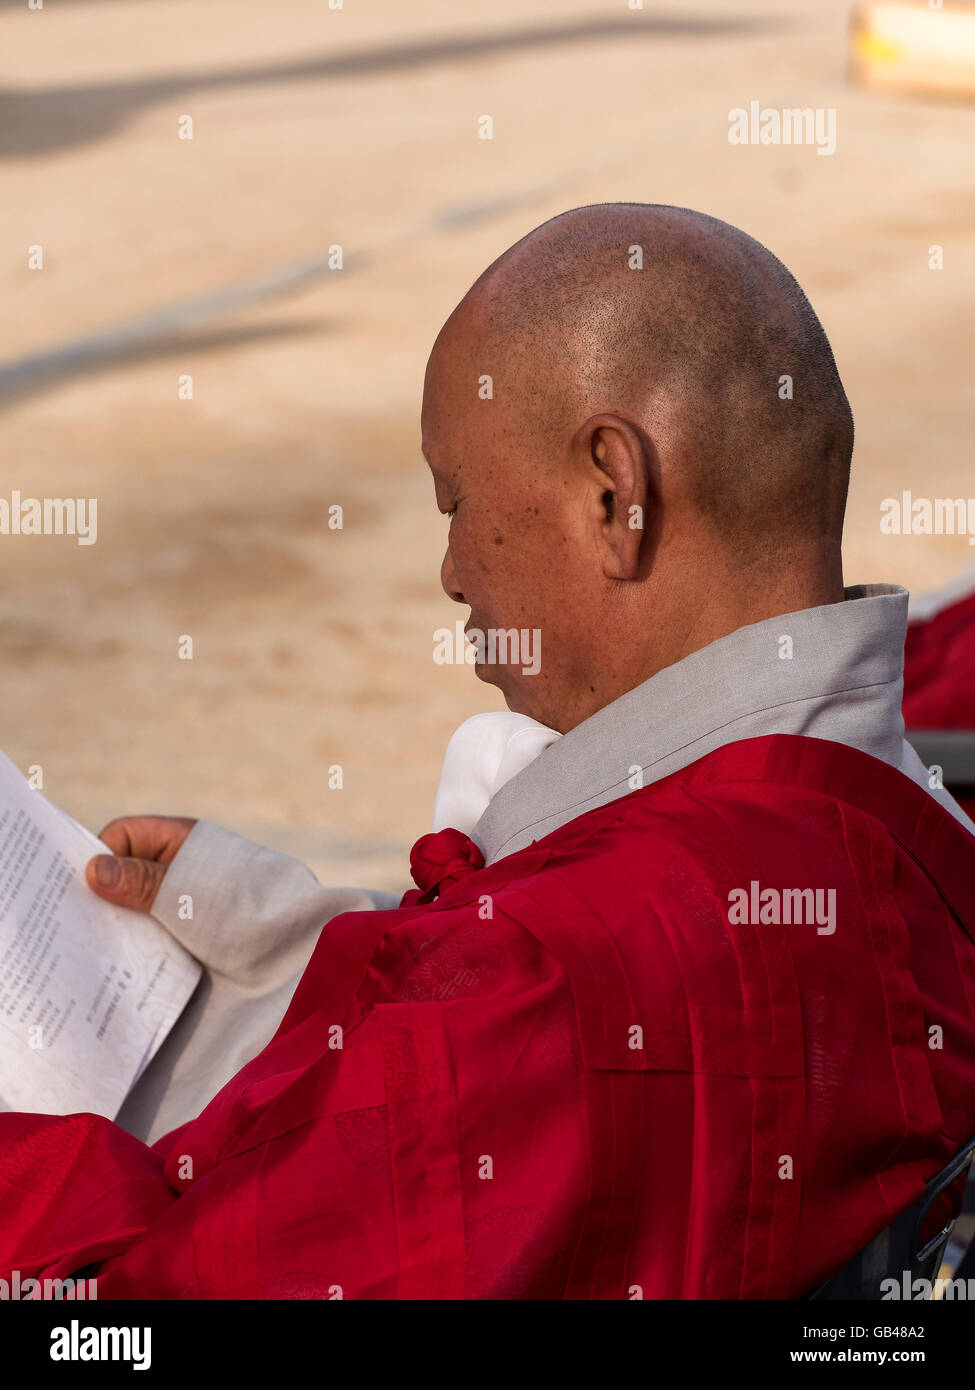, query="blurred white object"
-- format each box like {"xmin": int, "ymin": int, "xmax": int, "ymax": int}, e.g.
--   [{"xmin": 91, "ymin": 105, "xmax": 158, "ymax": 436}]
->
[
  {"xmin": 851, "ymin": 0, "xmax": 975, "ymax": 99},
  {"xmin": 908, "ymin": 559, "xmax": 975, "ymax": 621},
  {"xmin": 432, "ymin": 712, "xmax": 561, "ymax": 835}
]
